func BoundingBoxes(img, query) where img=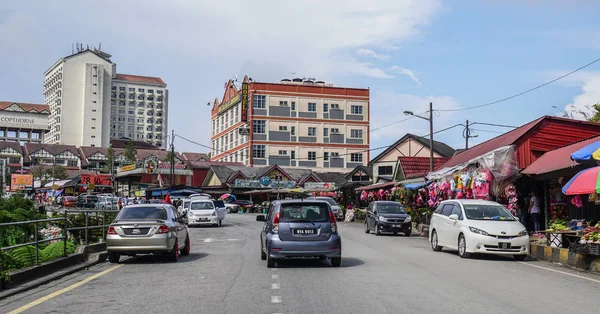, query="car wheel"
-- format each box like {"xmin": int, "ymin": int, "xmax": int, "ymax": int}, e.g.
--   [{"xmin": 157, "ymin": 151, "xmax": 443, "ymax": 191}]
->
[
  {"xmin": 180, "ymin": 235, "xmax": 191, "ymax": 256},
  {"xmin": 513, "ymin": 254, "xmax": 527, "ymax": 261},
  {"xmin": 261, "ymin": 248, "xmax": 267, "ymax": 260},
  {"xmin": 431, "ymin": 230, "xmax": 443, "ymax": 251},
  {"xmin": 168, "ymin": 240, "xmax": 180, "ymax": 262},
  {"xmin": 393, "ymin": 232, "xmax": 398, "ymax": 236},
  {"xmin": 331, "ymin": 257, "xmax": 342, "ymax": 267},
  {"xmin": 374, "ymin": 223, "xmax": 381, "ymax": 236},
  {"xmin": 108, "ymin": 252, "xmax": 120, "ymax": 263},
  {"xmin": 458, "ymin": 234, "xmax": 471, "ymax": 258},
  {"xmin": 405, "ymin": 230, "xmax": 411, "ymax": 237},
  {"xmin": 364, "ymin": 221, "xmax": 370, "ymax": 233},
  {"xmin": 266, "ymin": 254, "xmax": 276, "ymax": 268}
]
